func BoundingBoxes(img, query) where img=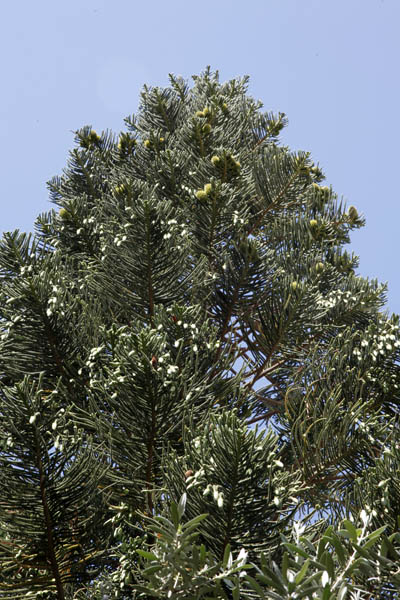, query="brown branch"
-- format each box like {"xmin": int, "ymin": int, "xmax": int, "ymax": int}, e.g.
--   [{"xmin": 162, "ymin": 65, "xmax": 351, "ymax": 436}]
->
[
  {"xmin": 207, "ymin": 280, "xmax": 245, "ymax": 384},
  {"xmin": 145, "ymin": 388, "xmax": 157, "ymax": 515},
  {"xmin": 247, "ymin": 168, "xmax": 303, "ymax": 238},
  {"xmin": 294, "ymin": 447, "xmax": 358, "ymax": 490},
  {"xmin": 245, "ymin": 359, "xmax": 287, "ymax": 390},
  {"xmin": 247, "ymin": 410, "xmax": 279, "ymax": 426},
  {"xmin": 34, "ymin": 432, "xmax": 65, "ymax": 600},
  {"xmin": 145, "ymin": 210, "xmax": 155, "ymax": 325},
  {"xmin": 250, "ymin": 390, "xmax": 284, "ymax": 408}
]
